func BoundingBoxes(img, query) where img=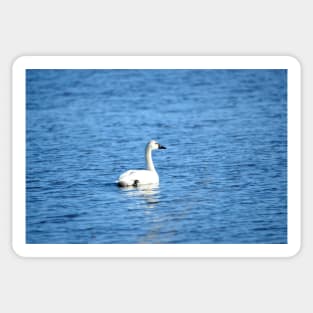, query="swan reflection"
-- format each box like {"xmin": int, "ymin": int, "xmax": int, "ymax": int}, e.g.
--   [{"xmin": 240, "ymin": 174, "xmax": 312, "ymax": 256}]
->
[{"xmin": 121, "ymin": 183, "xmax": 160, "ymax": 209}]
